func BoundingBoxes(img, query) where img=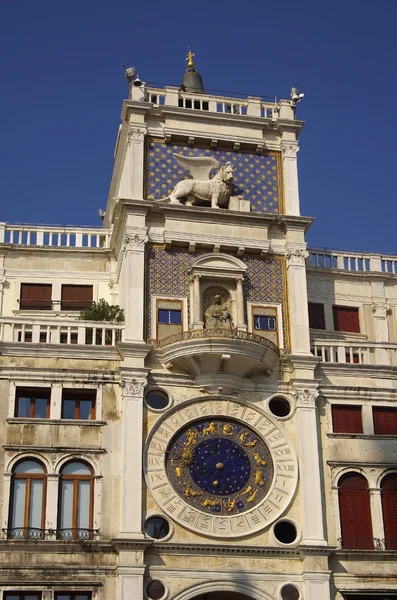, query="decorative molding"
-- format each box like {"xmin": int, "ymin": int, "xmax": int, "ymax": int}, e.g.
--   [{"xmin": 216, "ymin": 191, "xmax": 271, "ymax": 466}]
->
[
  {"xmin": 294, "ymin": 388, "xmax": 319, "ymax": 408},
  {"xmin": 123, "ymin": 232, "xmax": 148, "ymax": 252},
  {"xmin": 371, "ymin": 302, "xmax": 391, "ymax": 318},
  {"xmin": 285, "ymin": 248, "xmax": 309, "ymax": 267},
  {"xmin": 121, "ymin": 377, "xmax": 147, "ymax": 397},
  {"xmin": 281, "ymin": 143, "xmax": 299, "ymax": 159}
]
